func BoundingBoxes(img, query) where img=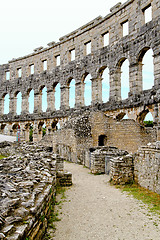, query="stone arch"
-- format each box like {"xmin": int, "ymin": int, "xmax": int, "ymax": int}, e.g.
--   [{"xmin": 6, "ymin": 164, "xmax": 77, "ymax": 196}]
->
[
  {"xmin": 137, "ymin": 47, "xmax": 154, "ymax": 91},
  {"xmin": 38, "ymin": 121, "xmax": 45, "ymax": 141},
  {"xmin": 39, "ymin": 86, "xmax": 47, "ymax": 112},
  {"xmin": 82, "ymin": 72, "xmax": 92, "ymax": 106},
  {"xmin": 98, "ymin": 66, "xmax": 110, "ymax": 103},
  {"xmin": 14, "ymin": 91, "xmax": 22, "ymax": 115},
  {"xmin": 27, "ymin": 88, "xmax": 34, "ymax": 114},
  {"xmin": 3, "ymin": 93, "xmax": 10, "ymax": 114},
  {"xmin": 53, "ymin": 82, "xmax": 61, "ymax": 110},
  {"xmin": 136, "ymin": 108, "xmax": 154, "ymax": 125},
  {"xmin": 116, "ymin": 57, "xmax": 130, "ymax": 100},
  {"xmin": 67, "ymin": 77, "xmax": 75, "ymax": 108},
  {"xmin": 12, "ymin": 123, "xmax": 21, "ymax": 140},
  {"xmin": 0, "ymin": 123, "xmax": 7, "ymax": 134},
  {"xmin": 25, "ymin": 122, "xmax": 33, "ymax": 141}
]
